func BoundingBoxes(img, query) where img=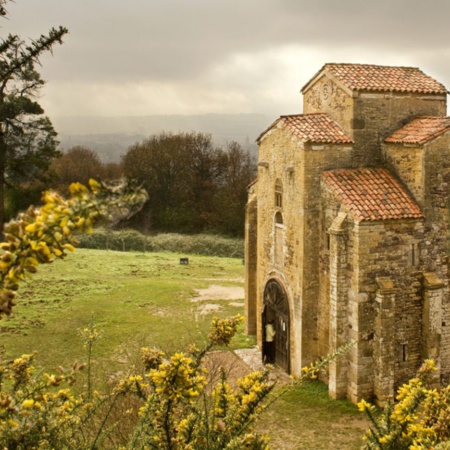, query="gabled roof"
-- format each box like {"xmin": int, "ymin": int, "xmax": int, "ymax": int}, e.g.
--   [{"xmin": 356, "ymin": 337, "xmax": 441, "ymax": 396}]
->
[
  {"xmin": 257, "ymin": 113, "xmax": 353, "ymax": 145},
  {"xmin": 385, "ymin": 116, "xmax": 450, "ymax": 145},
  {"xmin": 302, "ymin": 63, "xmax": 448, "ymax": 95},
  {"xmin": 322, "ymin": 168, "xmax": 423, "ymax": 222}
]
